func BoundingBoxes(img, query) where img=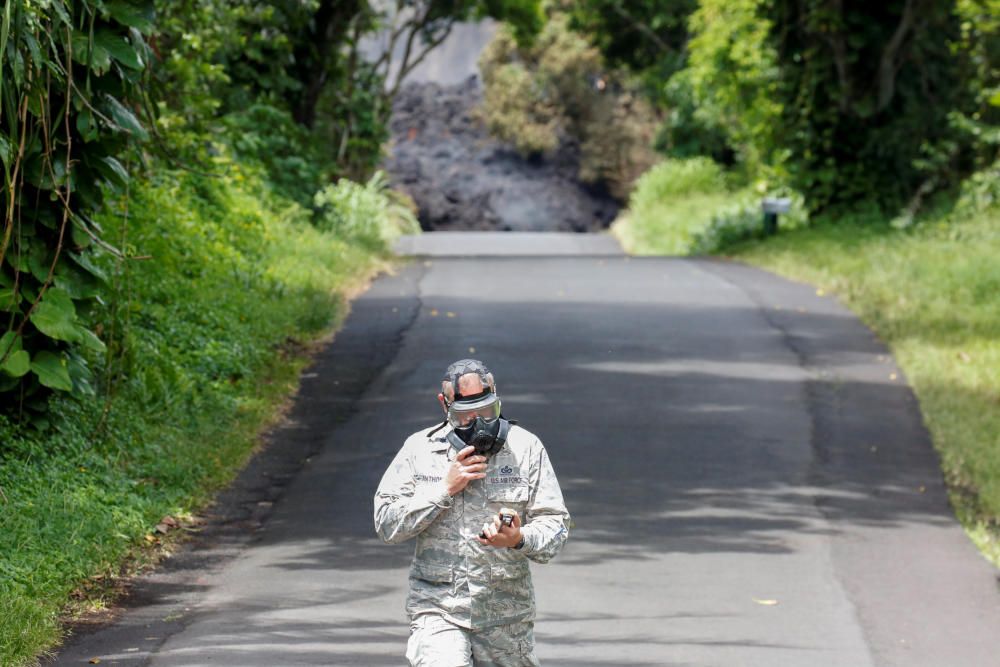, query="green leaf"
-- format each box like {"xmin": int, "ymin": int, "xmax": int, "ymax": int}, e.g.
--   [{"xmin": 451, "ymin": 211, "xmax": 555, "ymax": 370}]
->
[
  {"xmin": 0, "ymin": 331, "xmax": 22, "ymax": 357},
  {"xmin": 30, "ymin": 288, "xmax": 79, "ymax": 342},
  {"xmin": 70, "ymin": 252, "xmax": 109, "ymax": 283},
  {"xmin": 95, "ymin": 29, "xmax": 144, "ymax": 70},
  {"xmin": 105, "ymin": 2, "xmax": 155, "ymax": 33},
  {"xmin": 67, "ymin": 352, "xmax": 96, "ymax": 398},
  {"xmin": 31, "ymin": 350, "xmax": 73, "ymax": 391},
  {"xmin": 1, "ymin": 349, "xmax": 30, "ymax": 378},
  {"xmin": 55, "ymin": 261, "xmax": 101, "ymax": 299},
  {"xmin": 28, "ymin": 242, "xmax": 50, "ymax": 282},
  {"xmin": 22, "ymin": 30, "xmax": 41, "ymax": 66},
  {"xmin": 75, "ymin": 325, "xmax": 107, "ymax": 355},
  {"xmin": 76, "ymin": 109, "xmax": 98, "ymax": 142},
  {"xmin": 0, "ymin": 134, "xmax": 11, "ymax": 168},
  {"xmin": 990, "ymin": 90, "xmax": 1000, "ymax": 108},
  {"xmin": 101, "ymin": 94, "xmax": 148, "ymax": 139},
  {"xmin": 96, "ymin": 155, "xmax": 130, "ymax": 188},
  {"xmin": 71, "ymin": 31, "xmax": 112, "ymax": 74},
  {"xmin": 0, "ymin": 287, "xmax": 20, "ymax": 312}
]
